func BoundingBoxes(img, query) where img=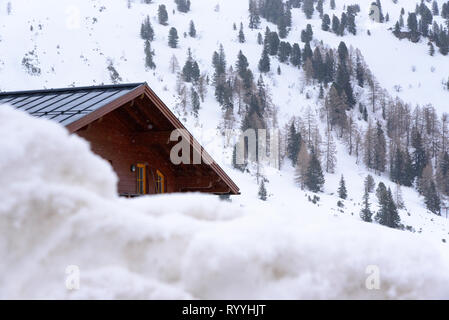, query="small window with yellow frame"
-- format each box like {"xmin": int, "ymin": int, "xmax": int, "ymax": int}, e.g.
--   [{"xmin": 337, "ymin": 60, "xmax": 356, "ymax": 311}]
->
[
  {"xmin": 156, "ymin": 170, "xmax": 165, "ymax": 194},
  {"xmin": 136, "ymin": 164, "xmax": 146, "ymax": 195}
]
